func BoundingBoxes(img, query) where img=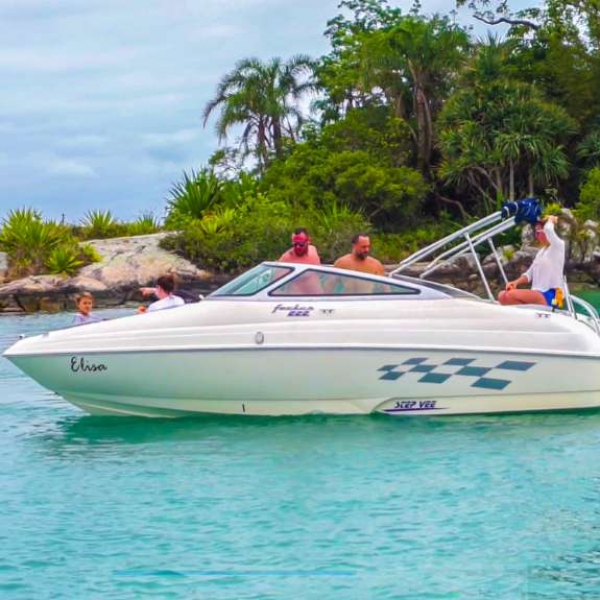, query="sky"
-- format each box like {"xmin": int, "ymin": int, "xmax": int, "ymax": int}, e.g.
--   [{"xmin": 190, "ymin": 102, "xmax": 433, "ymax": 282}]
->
[{"xmin": 0, "ymin": 0, "xmax": 503, "ymax": 222}]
